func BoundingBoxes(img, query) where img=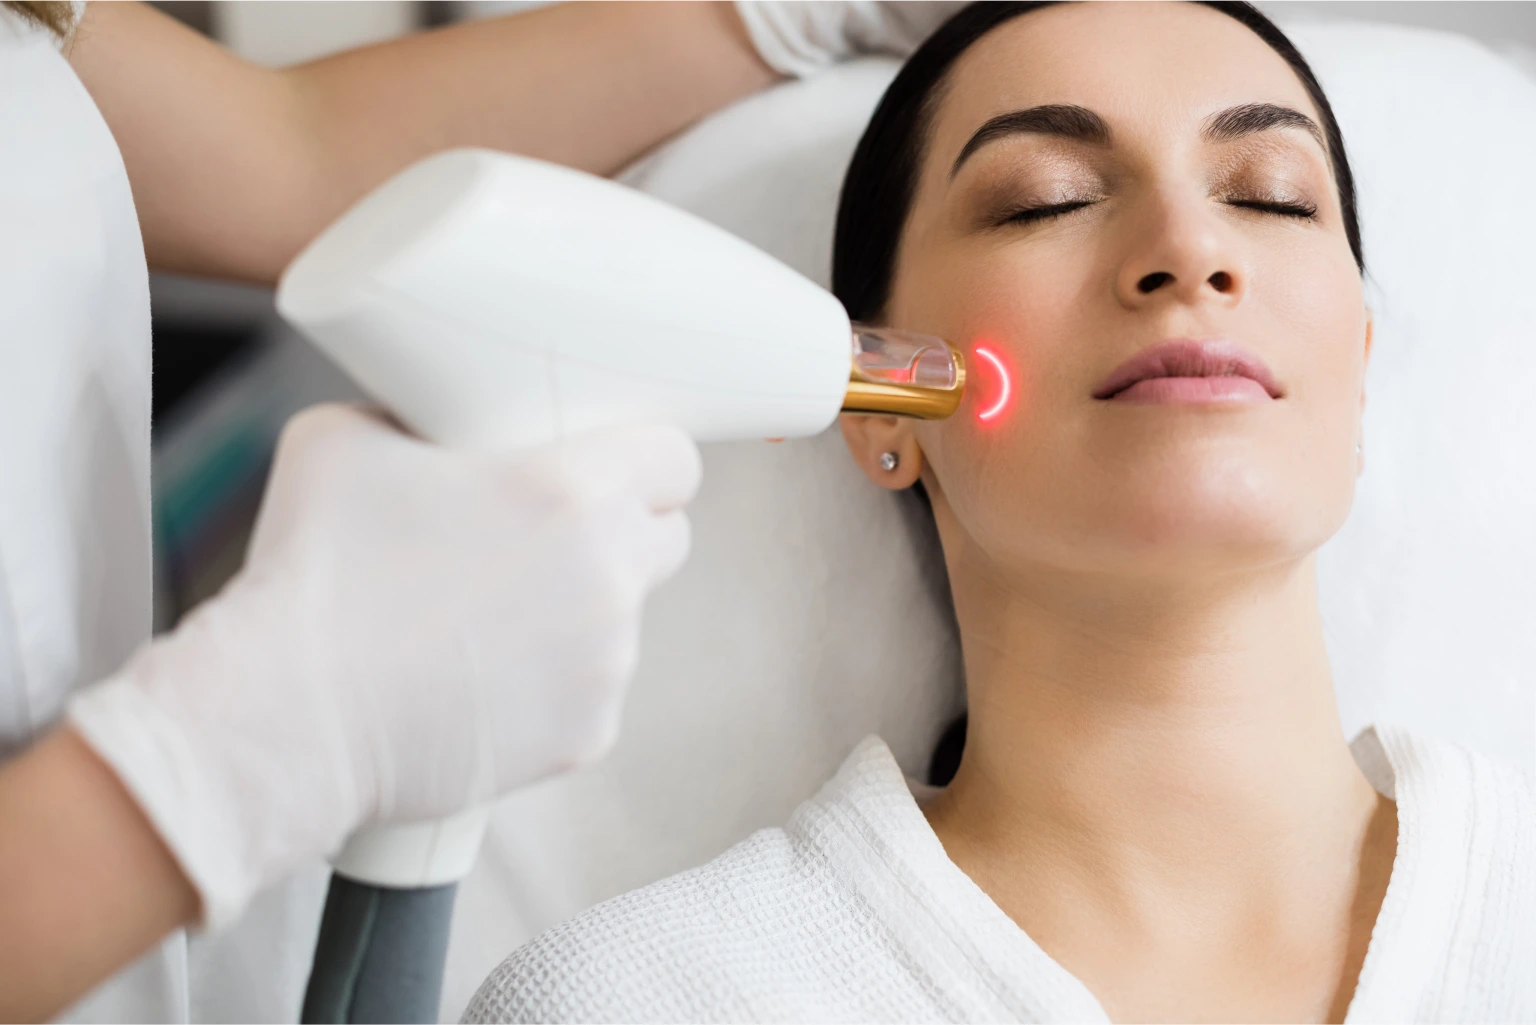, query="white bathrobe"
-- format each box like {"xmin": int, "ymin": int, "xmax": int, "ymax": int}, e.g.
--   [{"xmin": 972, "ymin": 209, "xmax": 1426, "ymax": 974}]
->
[{"xmin": 465, "ymin": 726, "xmax": 1533, "ymax": 1023}]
